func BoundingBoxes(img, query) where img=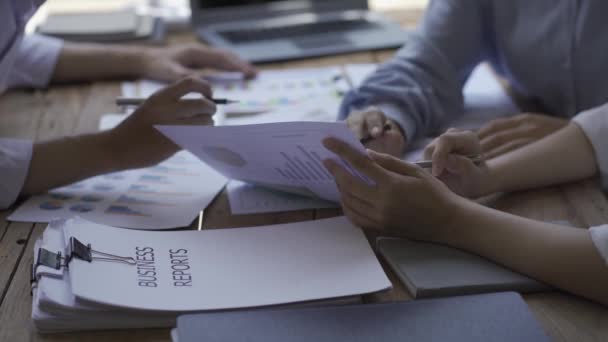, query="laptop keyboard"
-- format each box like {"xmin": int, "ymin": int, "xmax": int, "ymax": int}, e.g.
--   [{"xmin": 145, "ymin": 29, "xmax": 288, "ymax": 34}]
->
[{"xmin": 218, "ymin": 19, "xmax": 379, "ymax": 44}]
